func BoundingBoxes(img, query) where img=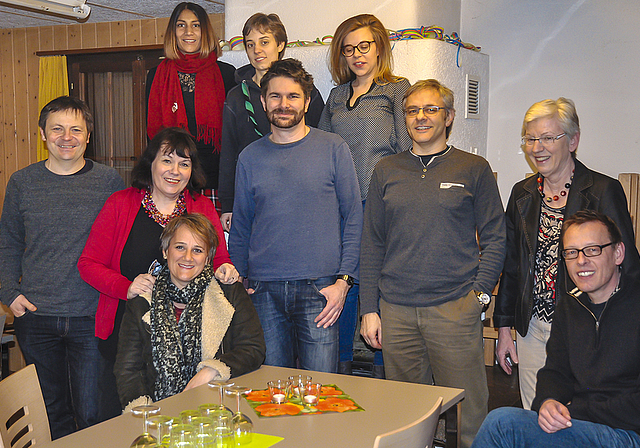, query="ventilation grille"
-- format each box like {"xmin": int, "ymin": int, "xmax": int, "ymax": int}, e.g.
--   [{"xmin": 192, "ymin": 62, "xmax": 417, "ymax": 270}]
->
[{"xmin": 465, "ymin": 74, "xmax": 480, "ymax": 119}]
